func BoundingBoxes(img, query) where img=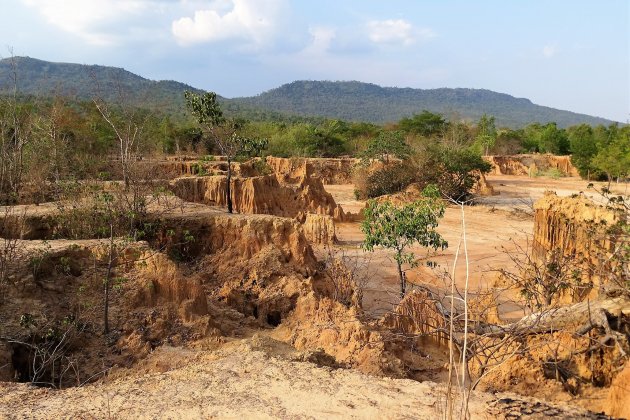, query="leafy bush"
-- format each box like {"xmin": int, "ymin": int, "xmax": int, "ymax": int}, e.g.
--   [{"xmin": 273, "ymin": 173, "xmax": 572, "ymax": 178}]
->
[
  {"xmin": 364, "ymin": 162, "xmax": 416, "ymax": 198},
  {"xmin": 294, "ymin": 126, "xmax": 347, "ymax": 157},
  {"xmin": 398, "ymin": 110, "xmax": 447, "ymax": 137},
  {"xmin": 415, "ymin": 144, "xmax": 492, "ymax": 203},
  {"xmin": 361, "ymin": 130, "xmax": 411, "ymax": 163}
]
